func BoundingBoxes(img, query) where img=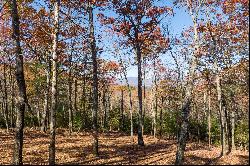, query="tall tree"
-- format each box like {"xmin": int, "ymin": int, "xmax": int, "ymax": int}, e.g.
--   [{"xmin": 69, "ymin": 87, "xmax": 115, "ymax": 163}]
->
[
  {"xmin": 88, "ymin": 1, "xmax": 99, "ymax": 156},
  {"xmin": 101, "ymin": 0, "xmax": 171, "ymax": 146},
  {"xmin": 49, "ymin": 0, "xmax": 60, "ymax": 164},
  {"xmin": 175, "ymin": 0, "xmax": 202, "ymax": 164},
  {"xmin": 9, "ymin": 0, "xmax": 28, "ymax": 164}
]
